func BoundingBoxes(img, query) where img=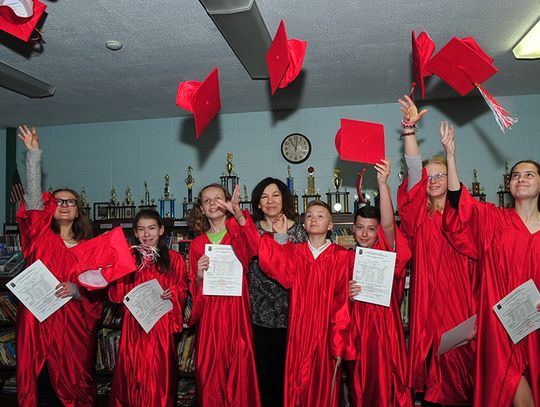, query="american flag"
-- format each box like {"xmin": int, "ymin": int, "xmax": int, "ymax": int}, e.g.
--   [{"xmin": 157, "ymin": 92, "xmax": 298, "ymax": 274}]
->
[{"xmin": 9, "ymin": 169, "xmax": 25, "ymax": 204}]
